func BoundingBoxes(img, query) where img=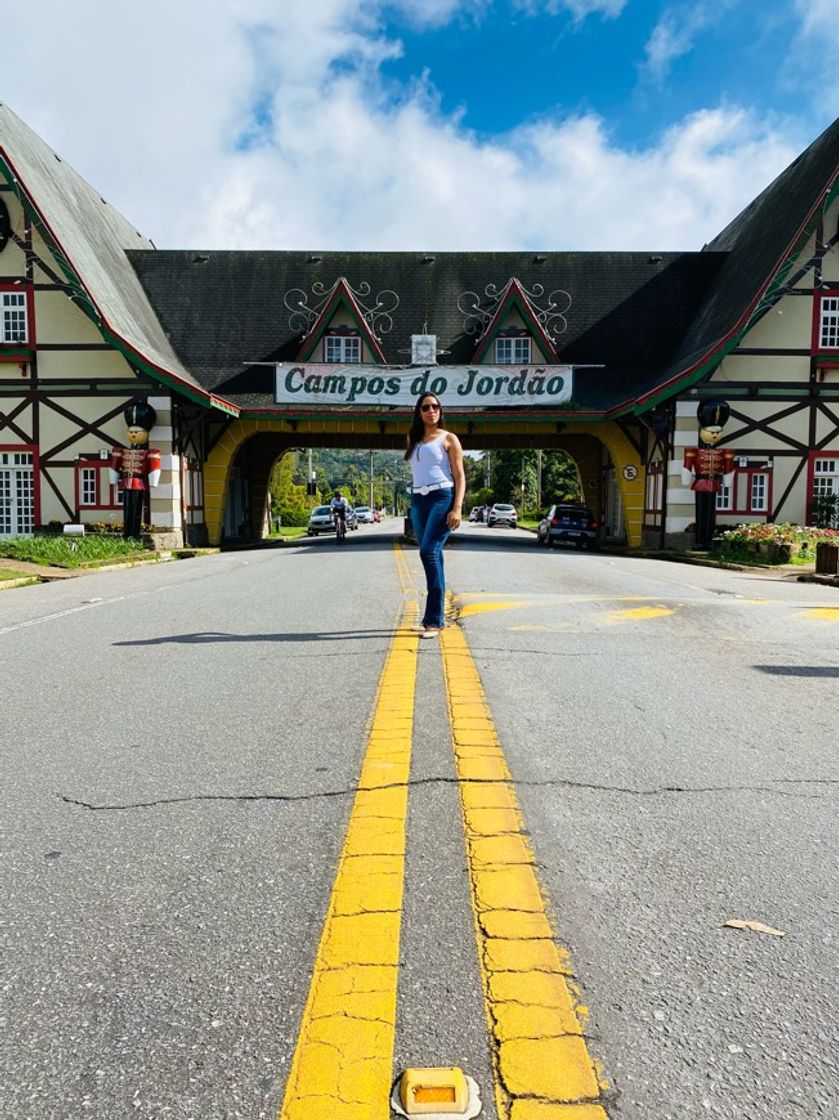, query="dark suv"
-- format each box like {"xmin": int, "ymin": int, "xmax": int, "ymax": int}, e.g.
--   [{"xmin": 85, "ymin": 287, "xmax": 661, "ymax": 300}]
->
[{"xmin": 538, "ymin": 503, "xmax": 599, "ymax": 548}]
